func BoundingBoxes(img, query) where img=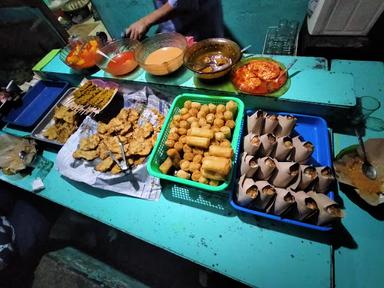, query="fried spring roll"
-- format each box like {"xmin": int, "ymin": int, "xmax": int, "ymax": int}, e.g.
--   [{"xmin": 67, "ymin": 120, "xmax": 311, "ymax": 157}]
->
[
  {"xmin": 247, "ymin": 110, "xmax": 265, "ymax": 135},
  {"xmin": 190, "ymin": 127, "xmax": 214, "ymax": 139},
  {"xmin": 186, "ymin": 136, "xmax": 210, "ymax": 149},
  {"xmin": 251, "ymin": 181, "xmax": 277, "ymax": 210},
  {"xmin": 273, "ymin": 136, "xmax": 293, "ymax": 161},
  {"xmin": 291, "ymin": 136, "xmax": 314, "ymax": 164},
  {"xmin": 202, "ymin": 156, "xmax": 231, "ymax": 176},
  {"xmin": 258, "ymin": 133, "xmax": 277, "ymax": 157},
  {"xmin": 315, "ymin": 166, "xmax": 335, "ymax": 194},
  {"xmin": 269, "ymin": 160, "xmax": 300, "ymax": 188},
  {"xmin": 263, "ymin": 114, "xmax": 279, "ymax": 134},
  {"xmin": 267, "ymin": 188, "xmax": 296, "ymax": 215},
  {"xmin": 290, "ymin": 165, "xmax": 318, "ymax": 191},
  {"xmin": 307, "ymin": 191, "xmax": 344, "ymax": 225},
  {"xmin": 275, "ymin": 114, "xmax": 297, "ymax": 137},
  {"xmin": 240, "ymin": 153, "xmax": 258, "ymax": 178},
  {"xmin": 243, "ymin": 133, "xmax": 261, "ymax": 155},
  {"xmin": 291, "ymin": 191, "xmax": 319, "ymax": 221},
  {"xmin": 159, "ymin": 157, "xmax": 173, "ymax": 174},
  {"xmin": 237, "ymin": 174, "xmax": 258, "ymax": 206},
  {"xmin": 201, "ymin": 168, "xmax": 226, "ymax": 181},
  {"xmin": 255, "ymin": 156, "xmax": 276, "ymax": 180},
  {"xmin": 209, "ymin": 145, "xmax": 234, "ymax": 158}
]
